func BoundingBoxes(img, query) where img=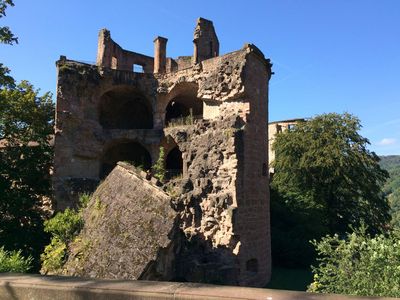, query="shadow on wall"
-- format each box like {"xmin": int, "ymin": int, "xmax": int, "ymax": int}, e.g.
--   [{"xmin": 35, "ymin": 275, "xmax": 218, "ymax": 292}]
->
[
  {"xmin": 99, "ymin": 87, "xmax": 153, "ymax": 130},
  {"xmin": 100, "ymin": 141, "xmax": 152, "ymax": 179},
  {"xmin": 164, "ymin": 82, "xmax": 203, "ymax": 126},
  {"xmin": 166, "ymin": 146, "xmax": 183, "ymax": 179}
]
